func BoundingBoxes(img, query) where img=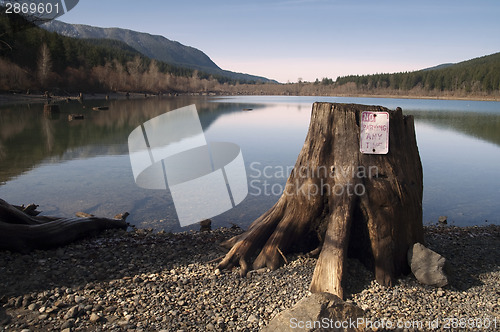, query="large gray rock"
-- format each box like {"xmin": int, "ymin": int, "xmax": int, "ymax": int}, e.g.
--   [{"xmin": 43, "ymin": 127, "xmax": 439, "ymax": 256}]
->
[
  {"xmin": 408, "ymin": 243, "xmax": 448, "ymax": 287},
  {"xmin": 263, "ymin": 292, "xmax": 364, "ymax": 332}
]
